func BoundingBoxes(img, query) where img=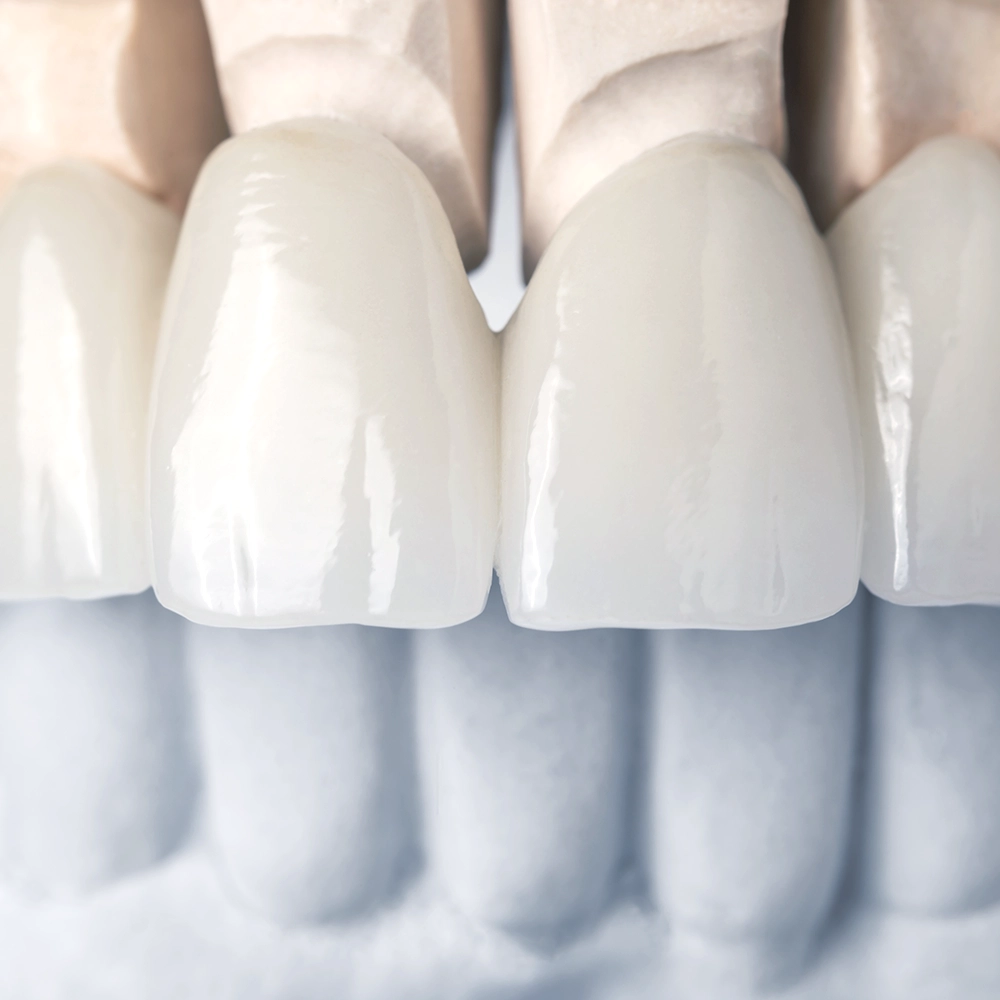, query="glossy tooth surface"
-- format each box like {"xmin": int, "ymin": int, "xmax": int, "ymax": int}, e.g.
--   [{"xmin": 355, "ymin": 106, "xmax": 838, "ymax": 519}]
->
[
  {"xmin": 0, "ymin": 0, "xmax": 226, "ymax": 210},
  {"xmin": 828, "ymin": 137, "xmax": 1000, "ymax": 606},
  {"xmin": 149, "ymin": 119, "xmax": 498, "ymax": 628},
  {"xmin": 414, "ymin": 584, "xmax": 636, "ymax": 942},
  {"xmin": 647, "ymin": 597, "xmax": 863, "ymax": 993},
  {"xmin": 0, "ymin": 163, "xmax": 178, "ymax": 600},
  {"xmin": 187, "ymin": 623, "xmax": 414, "ymax": 924},
  {"xmin": 201, "ymin": 0, "xmax": 501, "ymax": 266},
  {"xmin": 863, "ymin": 599, "xmax": 1000, "ymax": 914},
  {"xmin": 508, "ymin": 0, "xmax": 787, "ymax": 269},
  {"xmin": 786, "ymin": 0, "xmax": 1000, "ymax": 227},
  {"xmin": 498, "ymin": 136, "xmax": 862, "ymax": 630},
  {"xmin": 0, "ymin": 592, "xmax": 196, "ymax": 895}
]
